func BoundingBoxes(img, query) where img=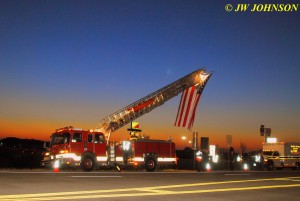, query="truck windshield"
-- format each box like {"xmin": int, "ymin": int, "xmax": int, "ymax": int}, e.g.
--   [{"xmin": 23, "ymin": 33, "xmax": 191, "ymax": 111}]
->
[{"xmin": 50, "ymin": 133, "xmax": 71, "ymax": 147}]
